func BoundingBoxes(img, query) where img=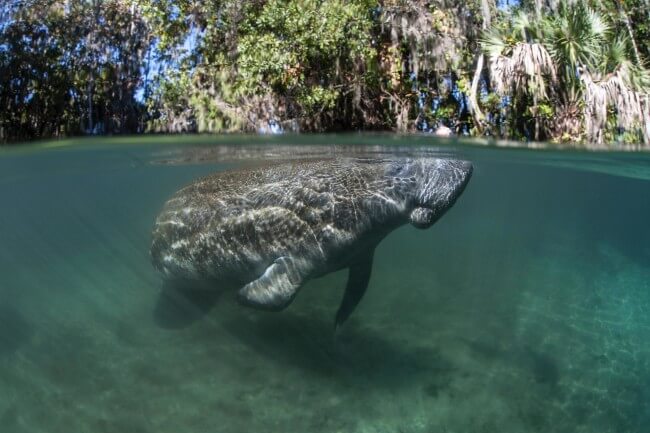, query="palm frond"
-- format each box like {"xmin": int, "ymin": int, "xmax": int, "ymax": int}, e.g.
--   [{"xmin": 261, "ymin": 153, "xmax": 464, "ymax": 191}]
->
[
  {"xmin": 601, "ymin": 35, "xmax": 629, "ymax": 73},
  {"xmin": 480, "ymin": 27, "xmax": 507, "ymax": 57},
  {"xmin": 513, "ymin": 12, "xmax": 532, "ymax": 41},
  {"xmin": 488, "ymin": 55, "xmax": 512, "ymax": 95},
  {"xmin": 513, "ymin": 10, "xmax": 547, "ymax": 42},
  {"xmin": 626, "ymin": 64, "xmax": 650, "ymax": 93},
  {"xmin": 585, "ymin": 6, "xmax": 608, "ymax": 39},
  {"xmin": 488, "ymin": 41, "xmax": 556, "ymax": 100},
  {"xmin": 581, "ymin": 62, "xmax": 650, "ymax": 144},
  {"xmin": 545, "ymin": 1, "xmax": 608, "ymax": 72}
]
